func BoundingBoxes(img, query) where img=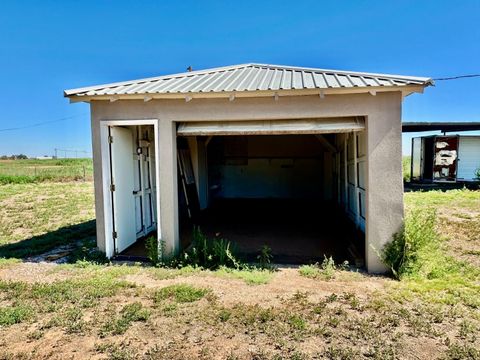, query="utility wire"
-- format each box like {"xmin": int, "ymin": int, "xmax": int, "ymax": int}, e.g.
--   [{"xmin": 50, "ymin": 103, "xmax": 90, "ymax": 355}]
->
[
  {"xmin": 433, "ymin": 74, "xmax": 480, "ymax": 81},
  {"xmin": 0, "ymin": 113, "xmax": 87, "ymax": 132}
]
